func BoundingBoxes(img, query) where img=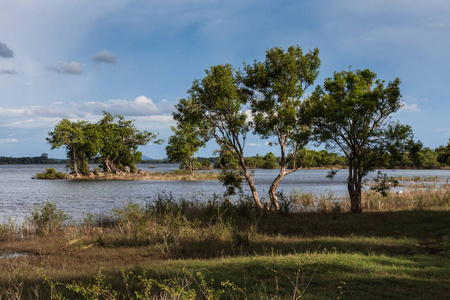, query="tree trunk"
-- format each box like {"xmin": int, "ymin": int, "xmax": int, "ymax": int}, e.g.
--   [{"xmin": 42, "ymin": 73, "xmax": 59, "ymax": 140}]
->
[
  {"xmin": 268, "ymin": 168, "xmax": 285, "ymax": 211},
  {"xmin": 239, "ymin": 156, "xmax": 264, "ymax": 209},
  {"xmin": 348, "ymin": 163, "xmax": 363, "ymax": 214},
  {"xmin": 349, "ymin": 185, "xmax": 362, "ymax": 214},
  {"xmin": 71, "ymin": 150, "xmax": 78, "ymax": 175}
]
